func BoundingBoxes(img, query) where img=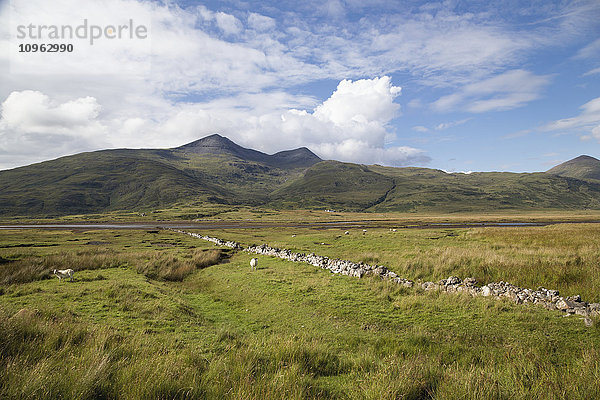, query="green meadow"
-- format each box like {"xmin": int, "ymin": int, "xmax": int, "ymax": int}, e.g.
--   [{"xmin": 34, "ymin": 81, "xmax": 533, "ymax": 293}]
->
[{"xmin": 1, "ymin": 224, "xmax": 599, "ymax": 399}]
